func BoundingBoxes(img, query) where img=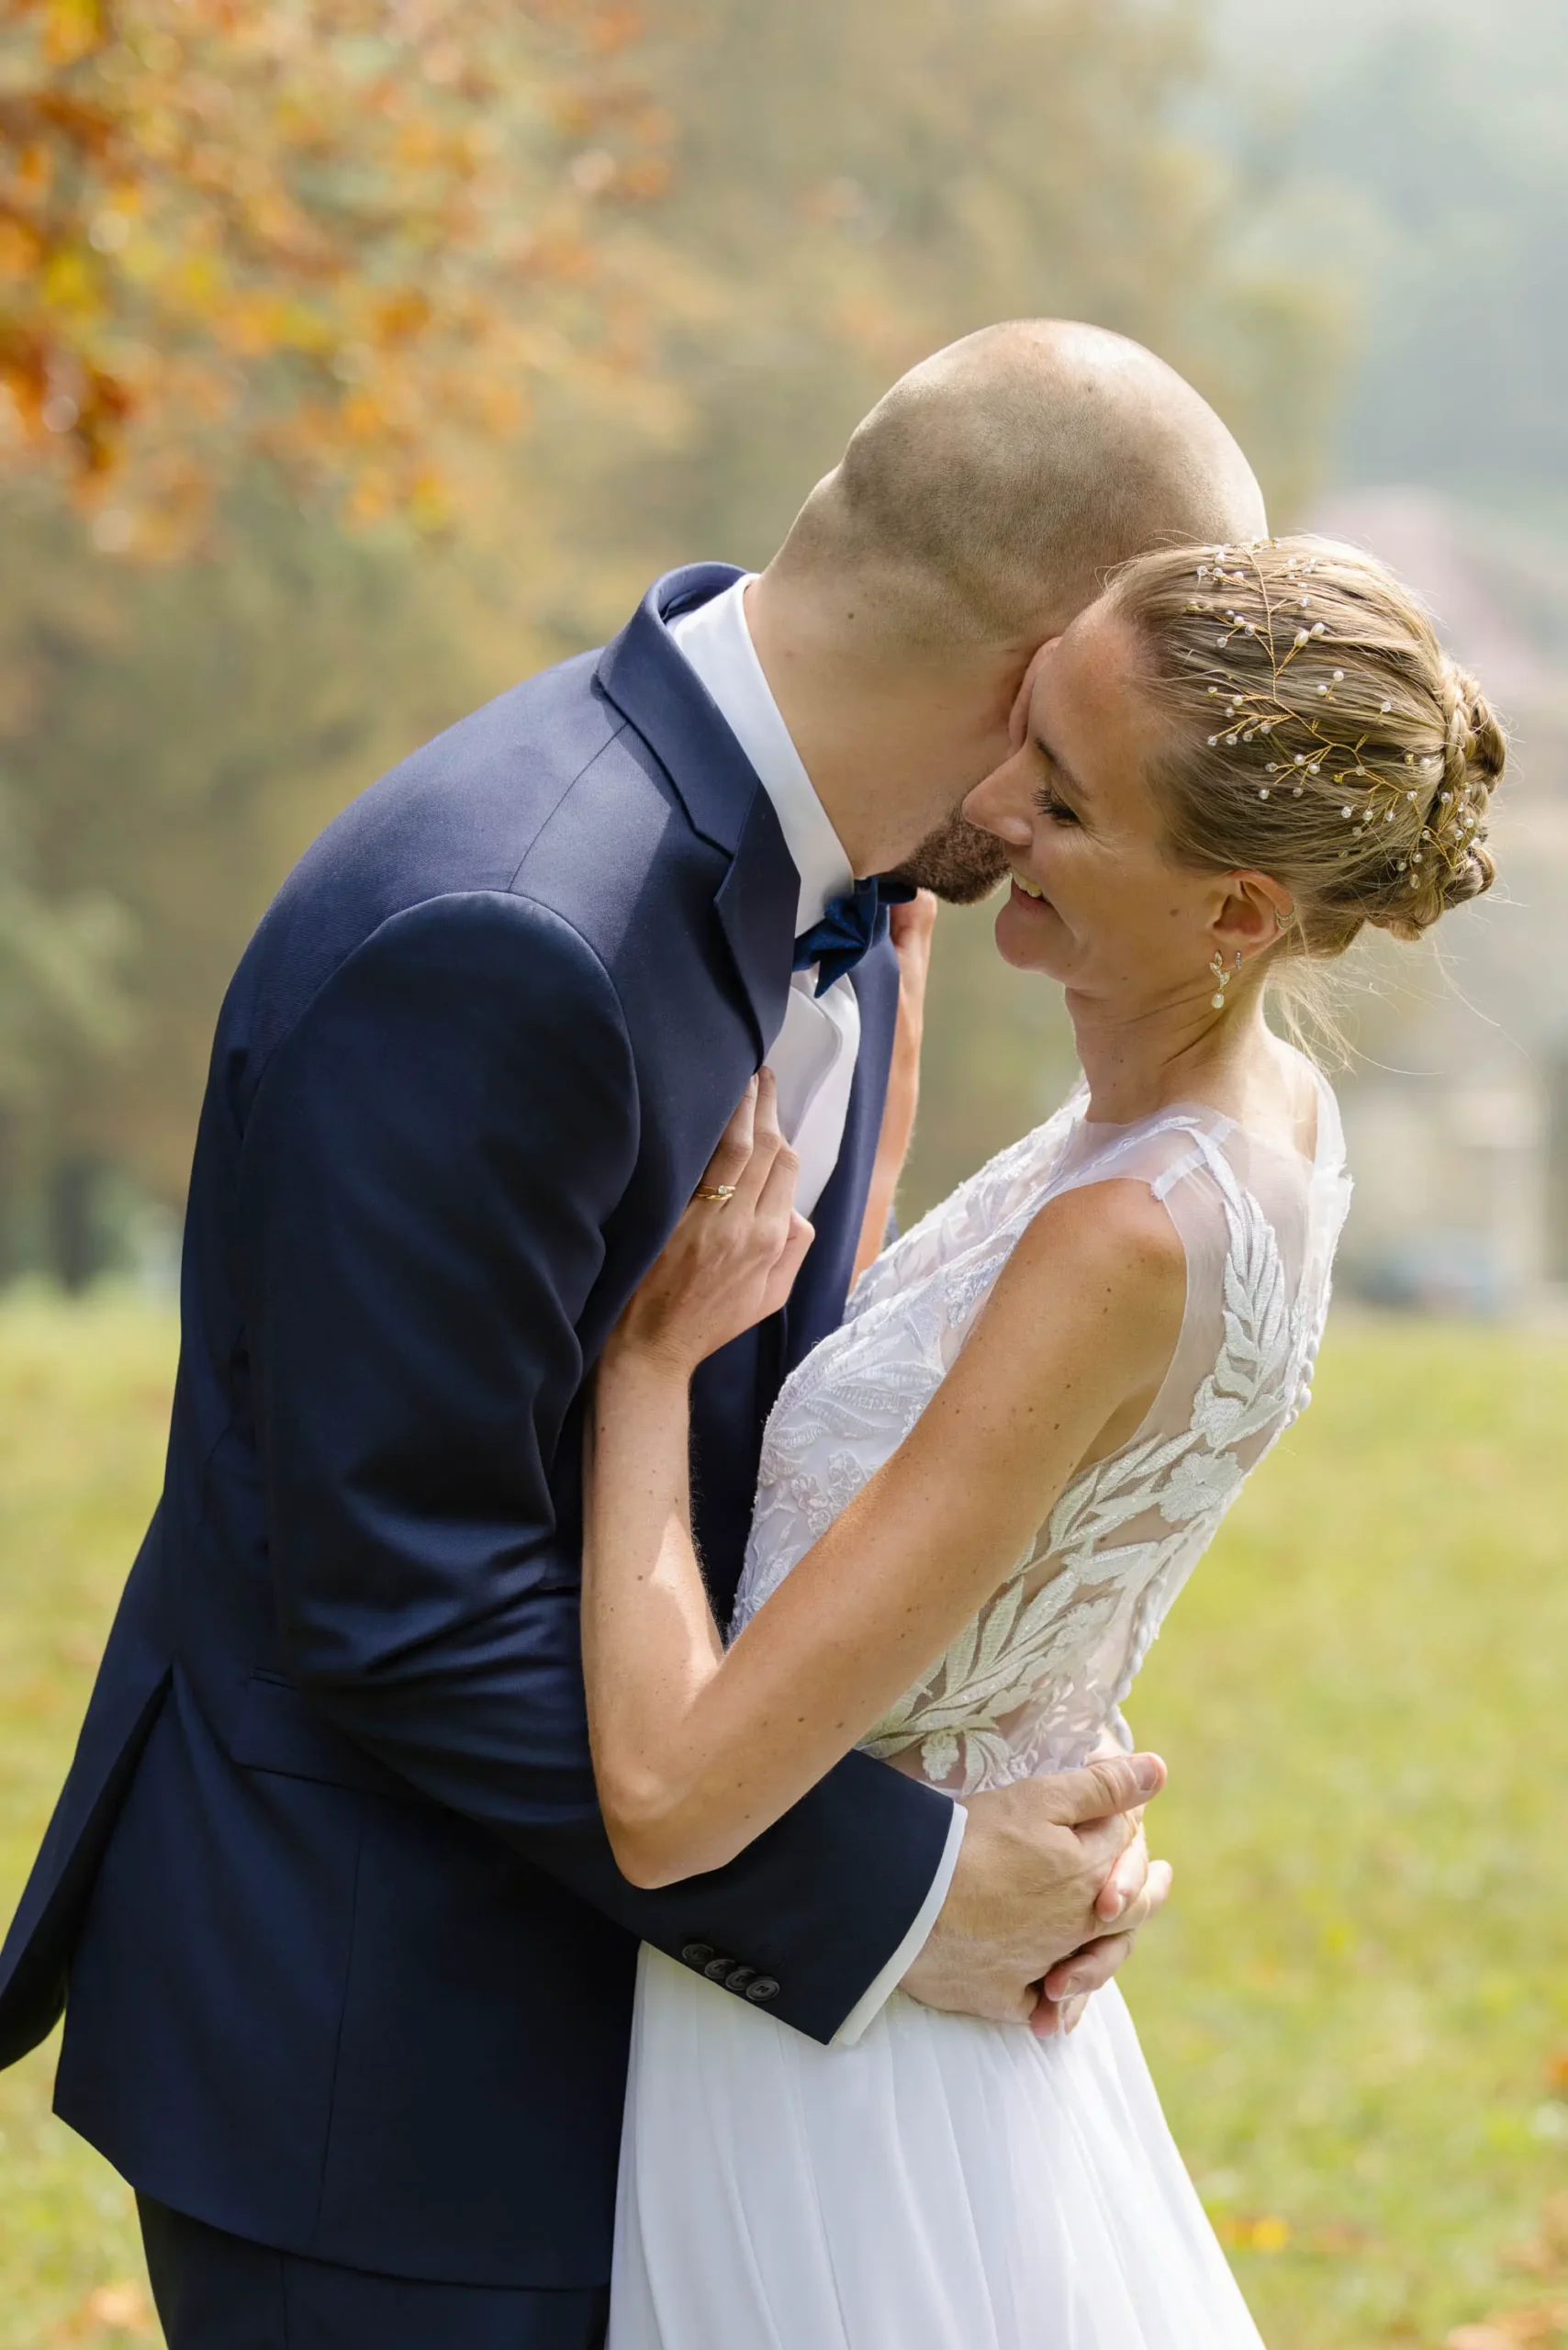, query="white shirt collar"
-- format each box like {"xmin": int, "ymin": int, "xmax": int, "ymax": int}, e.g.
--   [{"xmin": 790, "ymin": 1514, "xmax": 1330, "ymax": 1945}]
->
[{"xmin": 666, "ymin": 574, "xmax": 853, "ymax": 935}]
